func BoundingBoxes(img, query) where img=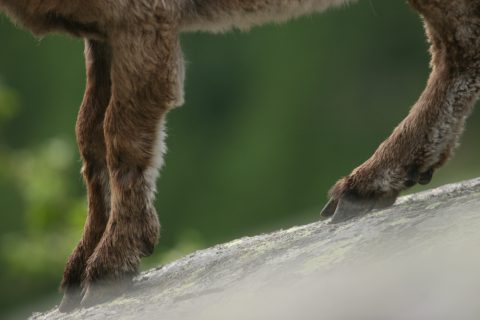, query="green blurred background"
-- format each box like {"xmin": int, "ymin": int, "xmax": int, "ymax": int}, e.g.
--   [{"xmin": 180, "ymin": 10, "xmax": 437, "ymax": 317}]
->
[{"xmin": 1, "ymin": 1, "xmax": 479, "ymax": 318}]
